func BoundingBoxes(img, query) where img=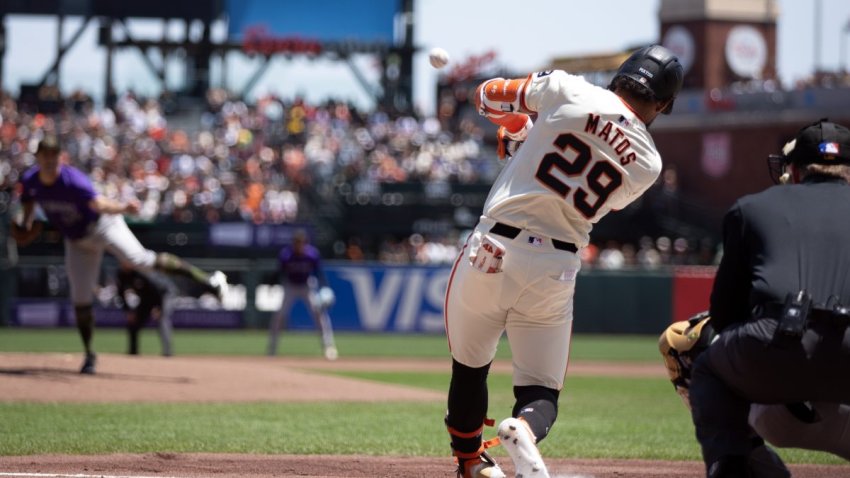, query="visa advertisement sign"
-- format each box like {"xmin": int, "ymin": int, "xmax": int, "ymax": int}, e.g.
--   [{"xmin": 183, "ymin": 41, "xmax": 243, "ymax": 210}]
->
[
  {"xmin": 11, "ymin": 264, "xmax": 455, "ymax": 333},
  {"xmin": 286, "ymin": 264, "xmax": 451, "ymax": 333}
]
